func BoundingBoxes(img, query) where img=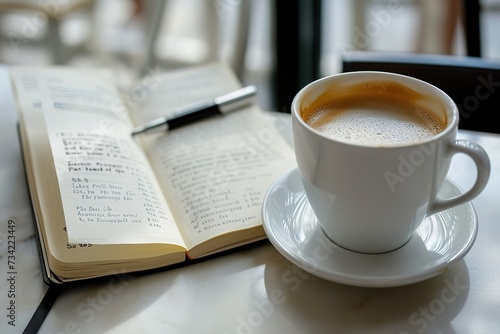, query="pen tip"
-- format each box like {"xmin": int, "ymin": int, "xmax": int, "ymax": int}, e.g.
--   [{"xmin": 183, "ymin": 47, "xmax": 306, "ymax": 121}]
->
[{"xmin": 131, "ymin": 127, "xmax": 144, "ymax": 136}]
